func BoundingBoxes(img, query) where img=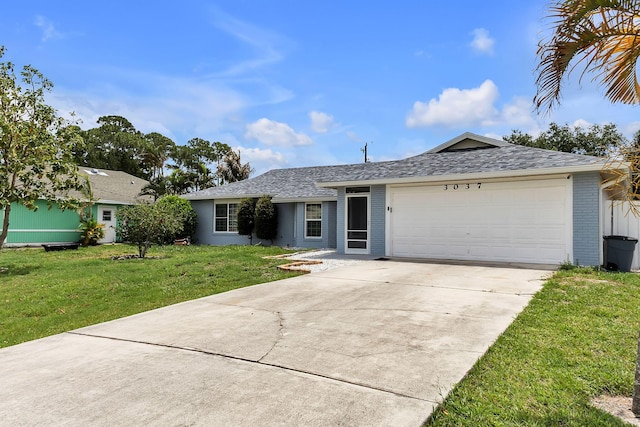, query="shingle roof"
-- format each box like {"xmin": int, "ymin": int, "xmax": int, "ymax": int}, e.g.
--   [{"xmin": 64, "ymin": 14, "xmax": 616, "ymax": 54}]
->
[
  {"xmin": 183, "ymin": 165, "xmax": 340, "ymax": 201},
  {"xmin": 184, "ymin": 133, "xmax": 608, "ymax": 201},
  {"xmin": 75, "ymin": 168, "xmax": 152, "ymax": 204},
  {"xmin": 315, "ymin": 144, "xmax": 606, "ymax": 184}
]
